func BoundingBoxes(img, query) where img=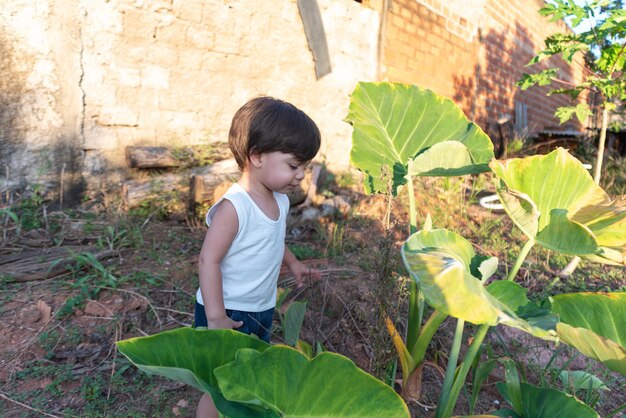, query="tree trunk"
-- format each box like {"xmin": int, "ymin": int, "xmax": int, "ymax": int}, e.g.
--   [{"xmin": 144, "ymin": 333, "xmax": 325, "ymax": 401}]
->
[
  {"xmin": 593, "ymin": 107, "xmax": 609, "ymax": 184},
  {"xmin": 122, "ymin": 172, "xmax": 190, "ymax": 209},
  {"xmin": 559, "ymin": 106, "xmax": 609, "ymax": 278},
  {"xmin": 126, "ymin": 147, "xmax": 180, "ymax": 168},
  {"xmin": 122, "ymin": 159, "xmax": 240, "ymax": 209},
  {"xmin": 0, "ymin": 246, "xmax": 116, "ymax": 282},
  {"xmin": 189, "ymin": 159, "xmax": 240, "ymax": 204}
]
